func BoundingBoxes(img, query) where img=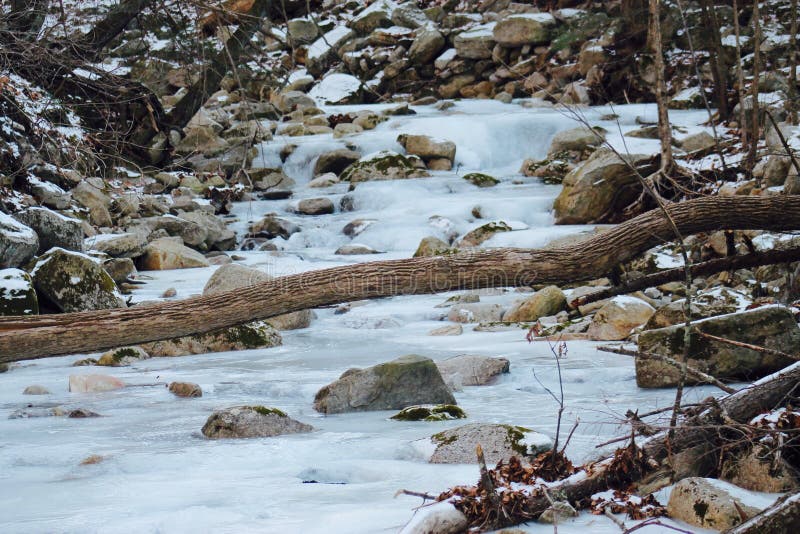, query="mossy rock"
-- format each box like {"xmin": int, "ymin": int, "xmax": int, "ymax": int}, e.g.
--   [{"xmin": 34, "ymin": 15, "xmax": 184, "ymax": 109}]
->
[
  {"xmin": 201, "ymin": 405, "xmax": 312, "ymax": 439},
  {"xmin": 0, "ymin": 268, "xmax": 38, "ymax": 315},
  {"xmin": 340, "ymin": 150, "xmax": 430, "ymax": 184},
  {"xmin": 142, "ymin": 321, "xmax": 282, "ymax": 357},
  {"xmin": 463, "ymin": 173, "xmax": 499, "ymax": 188},
  {"xmin": 426, "ymin": 423, "xmax": 553, "ymax": 464},
  {"xmin": 458, "ymin": 221, "xmax": 512, "ymax": 247},
  {"xmin": 391, "ymin": 404, "xmax": 466, "ymax": 421},
  {"xmin": 97, "ymin": 346, "xmax": 150, "ymax": 367},
  {"xmin": 413, "ymin": 236, "xmax": 455, "ymax": 257}
]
